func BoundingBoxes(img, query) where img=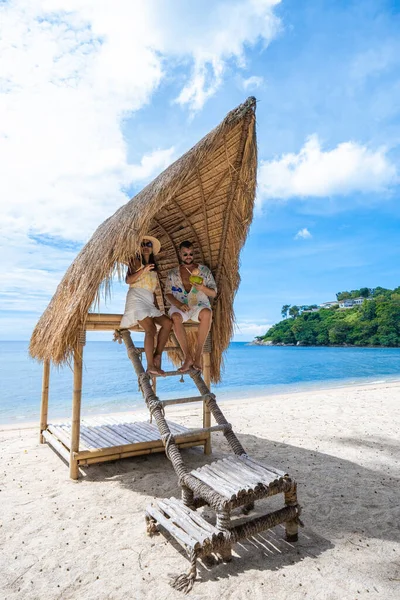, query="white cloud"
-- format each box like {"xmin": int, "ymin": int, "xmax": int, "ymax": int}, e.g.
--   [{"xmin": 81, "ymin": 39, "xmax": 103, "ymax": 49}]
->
[
  {"xmin": 295, "ymin": 228, "xmax": 312, "ymax": 240},
  {"xmin": 234, "ymin": 321, "xmax": 271, "ymax": 340},
  {"xmin": 350, "ymin": 41, "xmax": 400, "ymax": 84},
  {"xmin": 258, "ymin": 134, "xmax": 398, "ymax": 203},
  {"xmin": 0, "ymin": 1, "xmax": 174, "ymax": 244},
  {"xmin": 241, "ymin": 75, "xmax": 264, "ymax": 90},
  {"xmin": 0, "ymin": 0, "xmax": 282, "ymax": 339},
  {"xmin": 129, "ymin": 148, "xmax": 176, "ymax": 182},
  {"xmin": 172, "ymin": 0, "xmax": 281, "ymax": 111},
  {"xmin": 0, "ymin": 0, "xmax": 281, "ymax": 246}
]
